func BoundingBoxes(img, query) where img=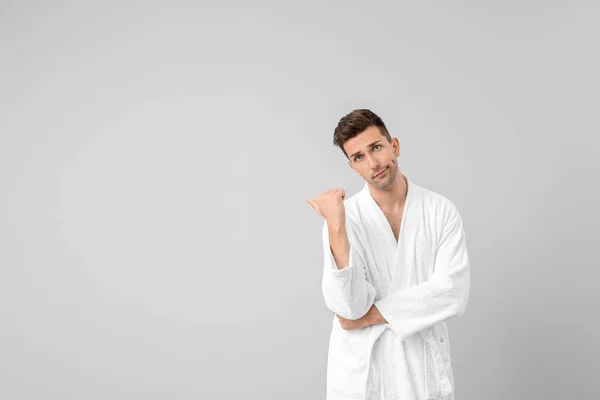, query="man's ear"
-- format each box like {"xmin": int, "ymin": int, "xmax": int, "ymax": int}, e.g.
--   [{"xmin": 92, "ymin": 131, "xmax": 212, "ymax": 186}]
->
[{"xmin": 393, "ymin": 138, "xmax": 401, "ymax": 157}]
